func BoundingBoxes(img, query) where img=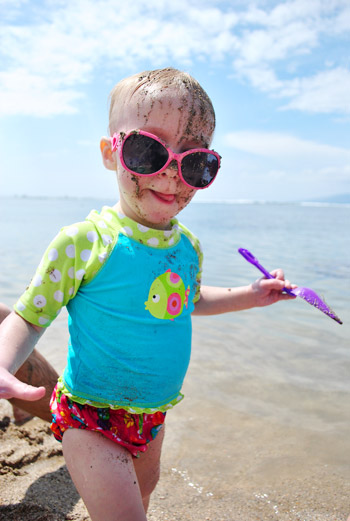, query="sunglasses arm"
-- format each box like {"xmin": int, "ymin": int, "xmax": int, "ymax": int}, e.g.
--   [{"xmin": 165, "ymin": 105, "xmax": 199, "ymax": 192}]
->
[{"xmin": 110, "ymin": 133, "xmax": 121, "ymax": 153}]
